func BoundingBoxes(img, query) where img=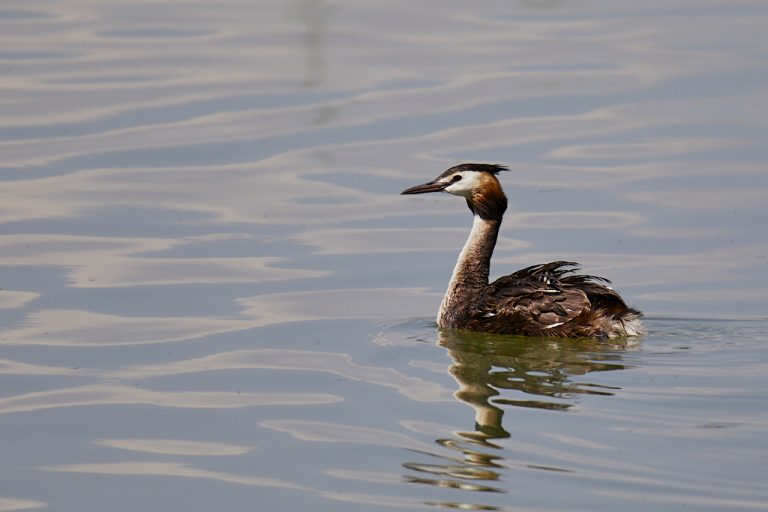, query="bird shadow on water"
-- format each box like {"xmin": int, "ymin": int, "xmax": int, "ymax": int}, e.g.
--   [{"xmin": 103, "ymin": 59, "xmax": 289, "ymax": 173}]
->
[{"xmin": 398, "ymin": 326, "xmax": 636, "ymax": 509}]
